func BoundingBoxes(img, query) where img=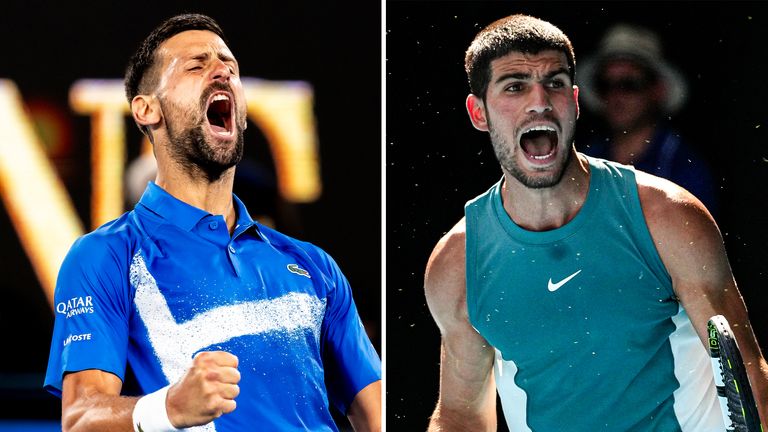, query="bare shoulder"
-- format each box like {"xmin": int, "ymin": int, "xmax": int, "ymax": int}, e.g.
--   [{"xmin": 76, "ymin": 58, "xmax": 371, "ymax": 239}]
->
[
  {"xmin": 634, "ymin": 169, "xmax": 718, "ymax": 234},
  {"xmin": 425, "ymin": 218, "xmax": 466, "ymax": 293},
  {"xmin": 634, "ymin": 170, "xmax": 727, "ymax": 280},
  {"xmin": 424, "ymin": 218, "xmax": 468, "ymax": 334}
]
